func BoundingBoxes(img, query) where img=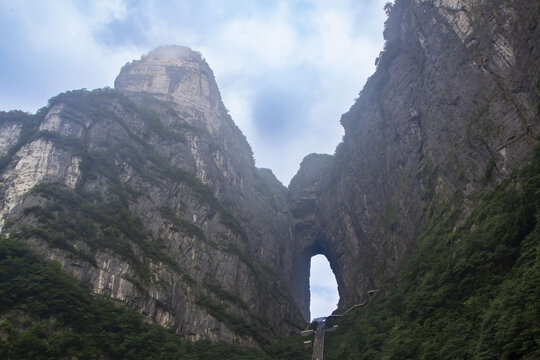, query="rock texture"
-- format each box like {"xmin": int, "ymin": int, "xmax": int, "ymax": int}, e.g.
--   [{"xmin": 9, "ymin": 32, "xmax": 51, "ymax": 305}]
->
[
  {"xmin": 0, "ymin": 46, "xmax": 304, "ymax": 344},
  {"xmin": 288, "ymin": 0, "xmax": 540, "ymax": 312},
  {"xmin": 1, "ymin": 0, "xmax": 539, "ymax": 345}
]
